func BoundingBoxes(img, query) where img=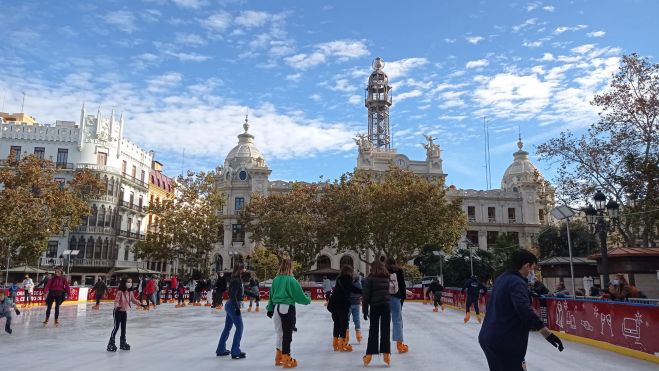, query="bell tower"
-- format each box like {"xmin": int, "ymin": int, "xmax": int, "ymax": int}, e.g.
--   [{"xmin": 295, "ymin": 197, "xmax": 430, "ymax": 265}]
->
[{"xmin": 365, "ymin": 57, "xmax": 392, "ymax": 149}]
